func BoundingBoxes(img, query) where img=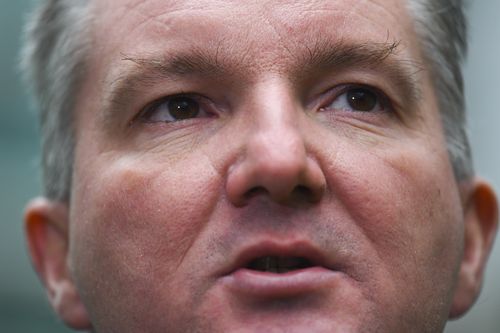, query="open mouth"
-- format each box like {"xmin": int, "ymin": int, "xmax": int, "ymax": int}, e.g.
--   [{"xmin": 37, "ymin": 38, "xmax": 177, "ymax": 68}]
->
[
  {"xmin": 245, "ymin": 256, "xmax": 314, "ymax": 273},
  {"xmin": 221, "ymin": 243, "xmax": 341, "ymax": 297}
]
